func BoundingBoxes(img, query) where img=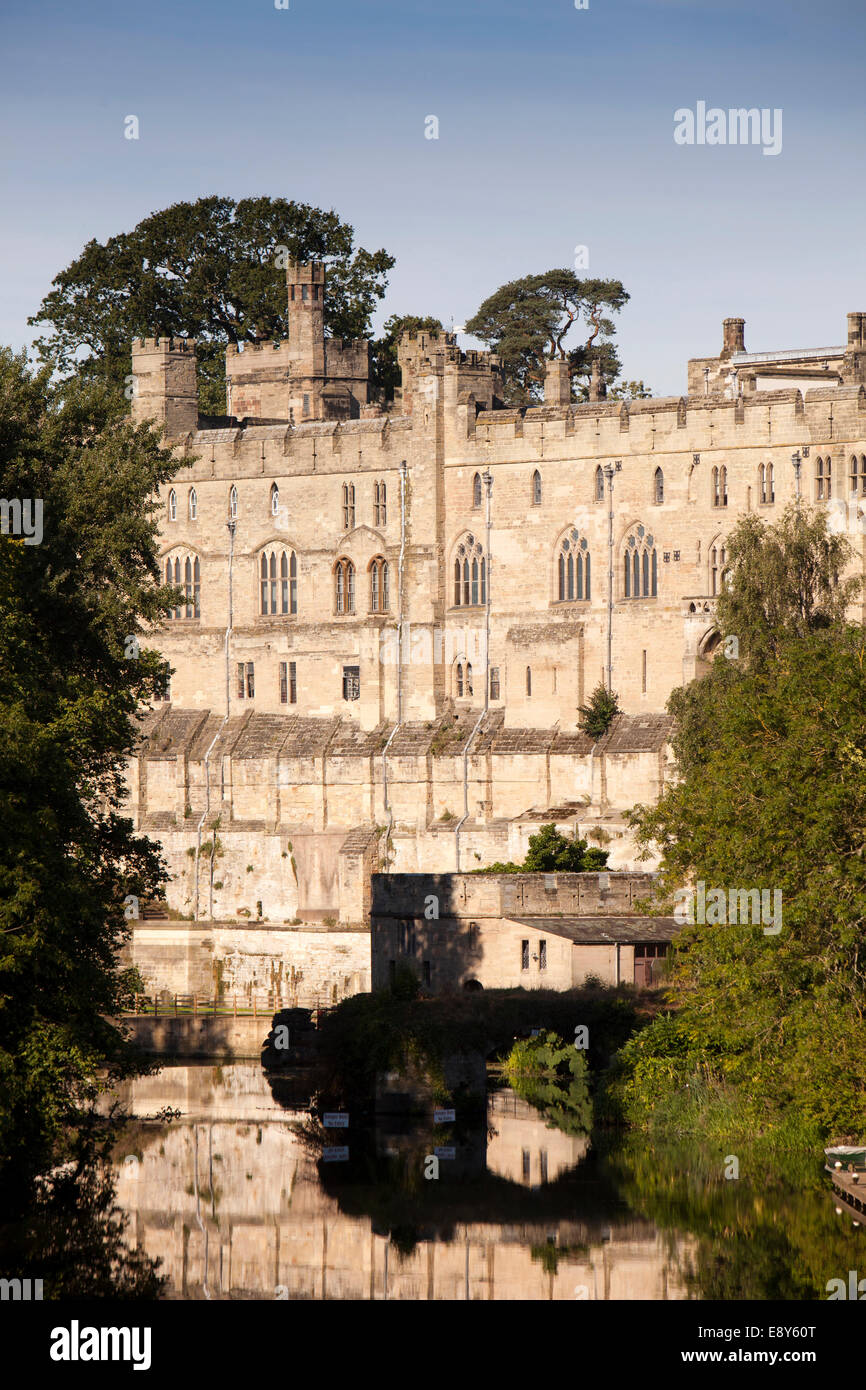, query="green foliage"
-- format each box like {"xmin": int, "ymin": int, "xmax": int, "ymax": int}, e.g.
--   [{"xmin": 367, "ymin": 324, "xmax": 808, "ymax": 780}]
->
[
  {"xmin": 624, "ymin": 510, "xmax": 866, "ymax": 1133},
  {"xmin": 390, "ymin": 963, "xmax": 422, "ymax": 1001},
  {"xmin": 607, "ymin": 1122, "xmax": 846, "ymax": 1301},
  {"xmin": 503, "ymin": 1031, "xmax": 593, "ymax": 1135},
  {"xmin": 578, "ymin": 683, "xmax": 621, "ymax": 740},
  {"xmin": 606, "ymin": 379, "xmax": 653, "ymax": 400},
  {"xmin": 478, "ymin": 823, "xmax": 608, "ymax": 874},
  {"xmin": 28, "ymin": 196, "xmax": 395, "ymax": 414},
  {"xmin": 0, "ymin": 348, "xmax": 174, "ymax": 1206},
  {"xmin": 316, "ymin": 988, "xmax": 637, "ymax": 1105},
  {"xmin": 370, "ymin": 313, "xmax": 443, "ymax": 402},
  {"xmin": 714, "ymin": 504, "xmax": 859, "ymax": 670},
  {"xmin": 464, "ymin": 269, "xmax": 629, "ymax": 405}
]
